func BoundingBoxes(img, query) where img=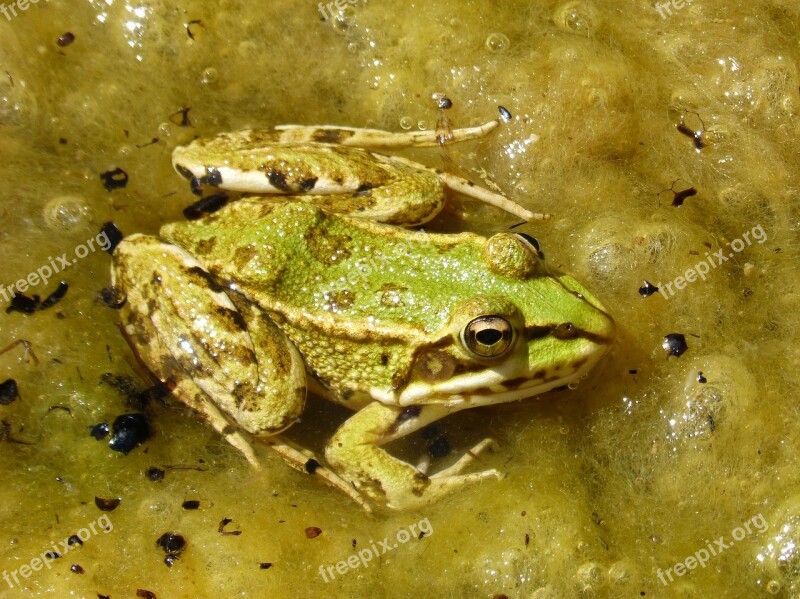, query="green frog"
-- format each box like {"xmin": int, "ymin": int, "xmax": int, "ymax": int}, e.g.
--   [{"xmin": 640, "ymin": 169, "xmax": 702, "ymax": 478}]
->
[{"xmin": 110, "ymin": 115, "xmax": 615, "ymax": 510}]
